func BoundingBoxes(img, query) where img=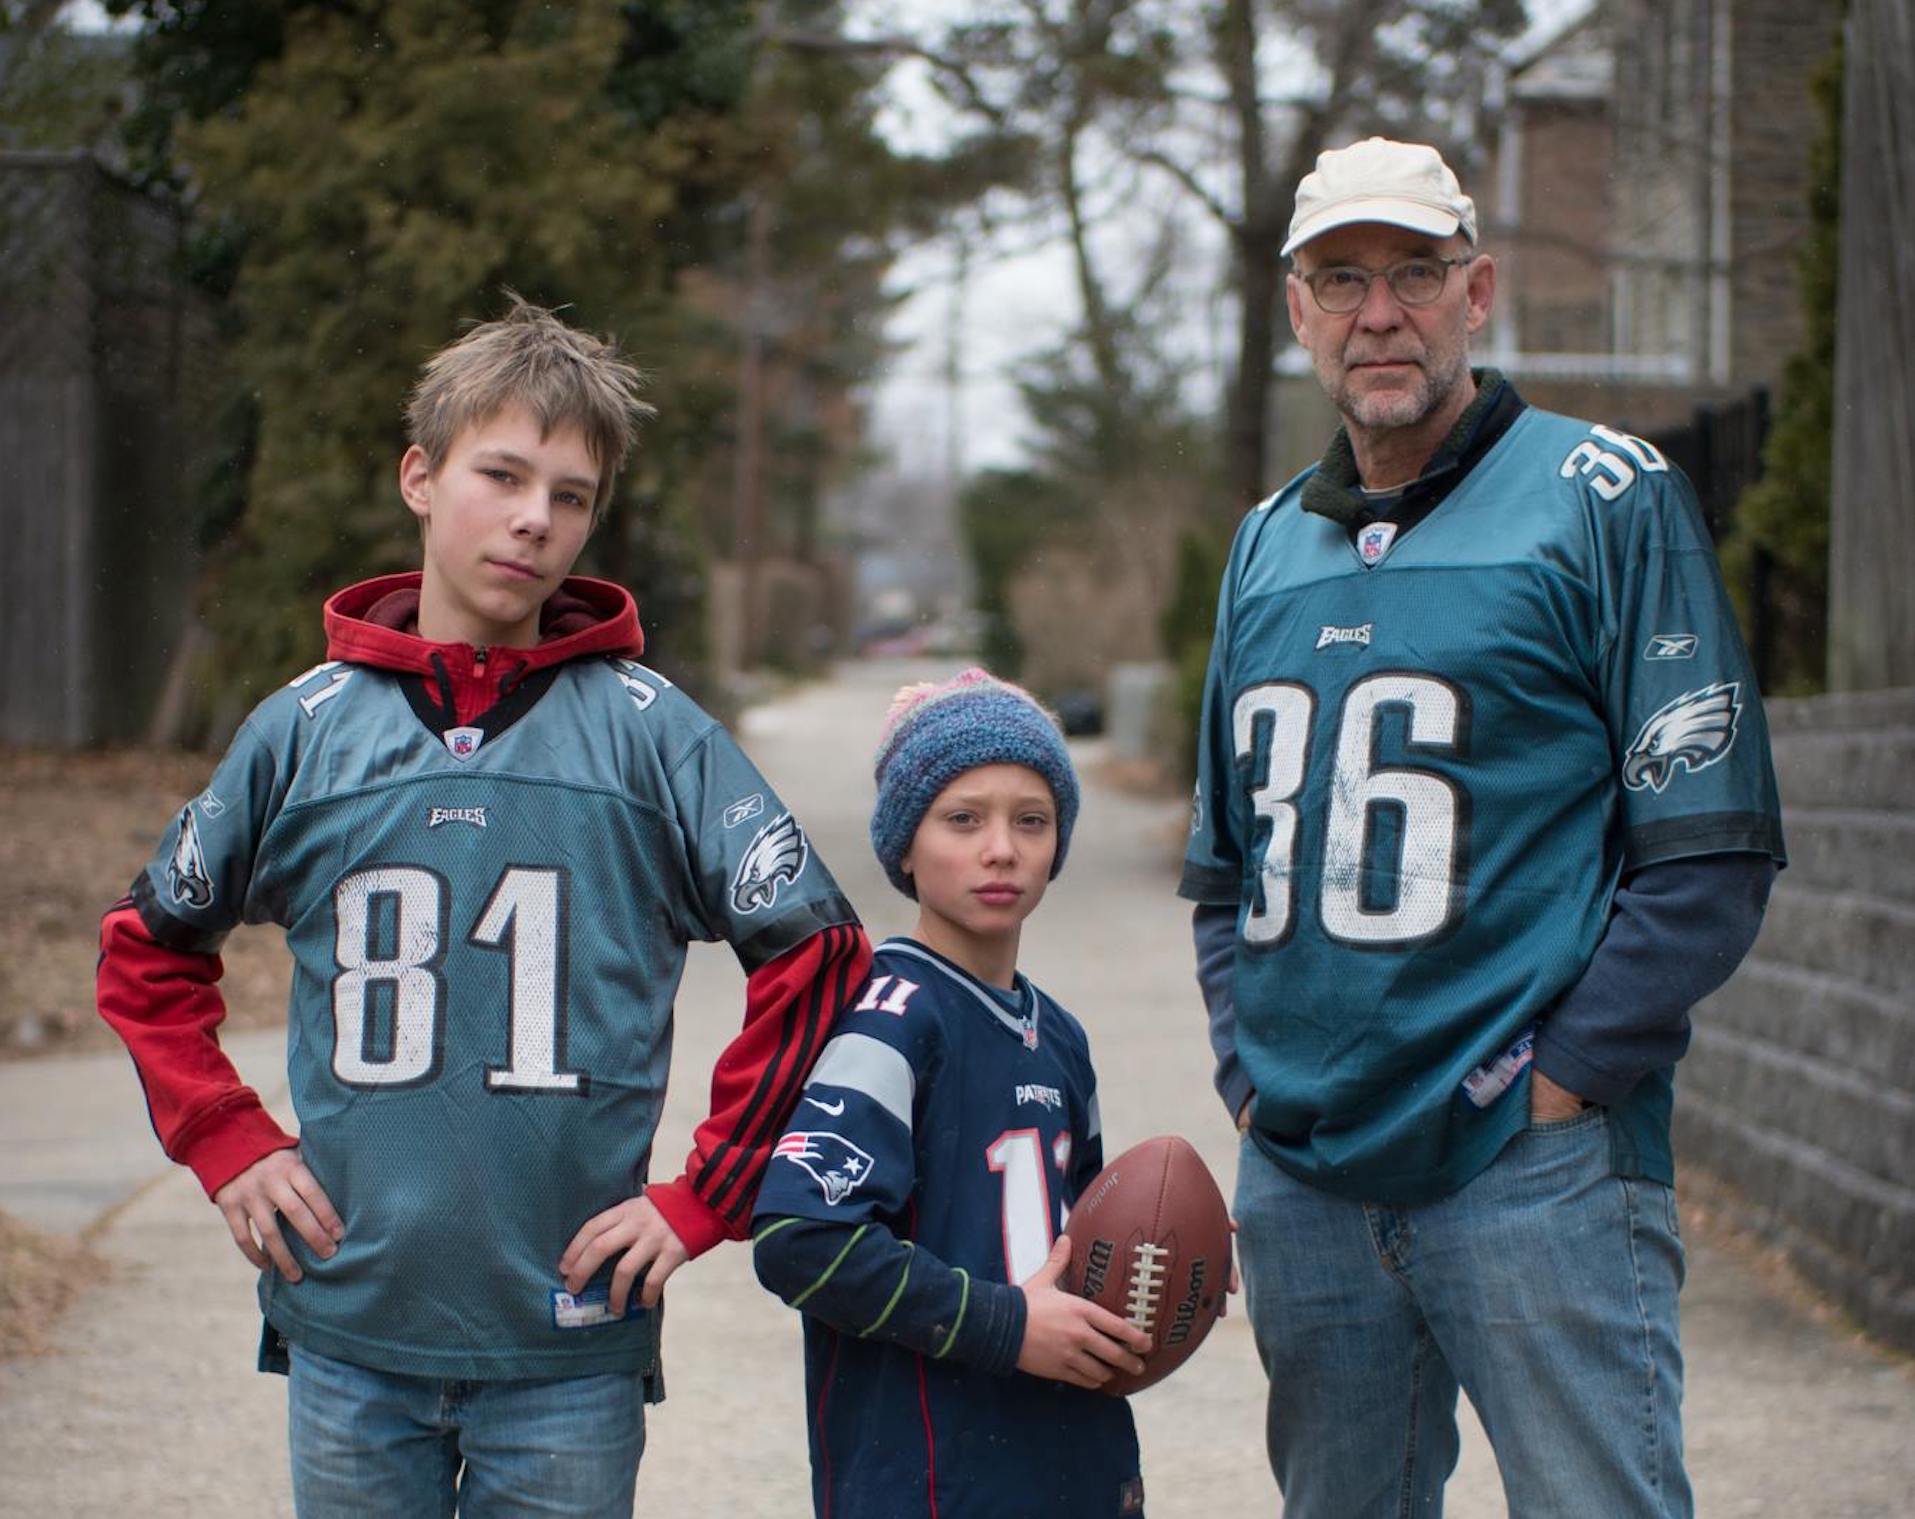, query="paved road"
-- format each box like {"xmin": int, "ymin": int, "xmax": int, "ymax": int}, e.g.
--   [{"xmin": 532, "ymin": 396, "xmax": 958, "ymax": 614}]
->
[{"xmin": 2, "ymin": 659, "xmax": 1911, "ymax": 1516}]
